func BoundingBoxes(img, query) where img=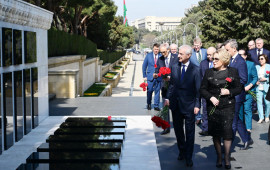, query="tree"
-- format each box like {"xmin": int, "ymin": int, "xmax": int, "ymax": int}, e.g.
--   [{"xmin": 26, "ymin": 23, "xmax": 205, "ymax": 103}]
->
[{"xmin": 200, "ymin": 0, "xmax": 270, "ymax": 49}]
